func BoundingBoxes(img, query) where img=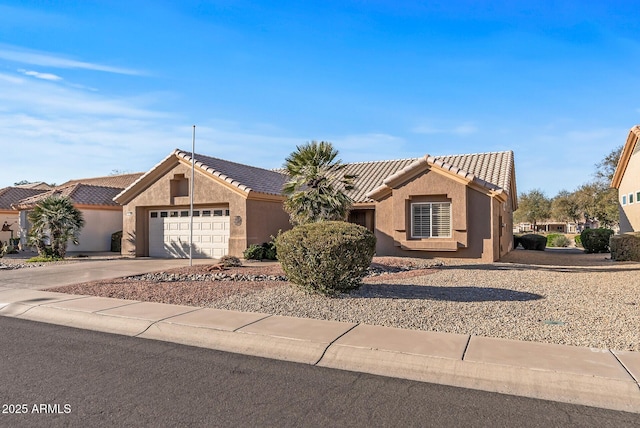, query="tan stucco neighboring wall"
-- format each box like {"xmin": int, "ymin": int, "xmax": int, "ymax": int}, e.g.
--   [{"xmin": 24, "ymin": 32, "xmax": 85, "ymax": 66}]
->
[
  {"xmin": 618, "ymin": 143, "xmax": 640, "ymax": 233},
  {"xmin": 245, "ymin": 198, "xmax": 291, "ymax": 245},
  {"xmin": 120, "ymin": 161, "xmax": 249, "ymax": 257},
  {"xmin": 373, "ymin": 168, "xmax": 501, "ymax": 262},
  {"xmin": 70, "ymin": 208, "xmax": 123, "ymax": 252}
]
